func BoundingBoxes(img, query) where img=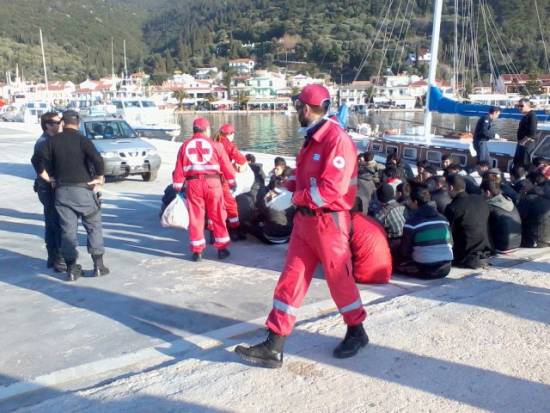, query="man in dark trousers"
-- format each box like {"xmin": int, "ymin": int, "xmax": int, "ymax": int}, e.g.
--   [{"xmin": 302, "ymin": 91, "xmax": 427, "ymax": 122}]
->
[
  {"xmin": 473, "ymin": 106, "xmax": 500, "ymax": 163},
  {"xmin": 445, "ymin": 174, "xmax": 492, "ymax": 269},
  {"xmin": 235, "ymin": 84, "xmax": 367, "ymax": 368},
  {"xmin": 513, "ymin": 98, "xmax": 538, "ymax": 168},
  {"xmin": 37, "ymin": 110, "xmax": 109, "ymax": 281},
  {"xmin": 31, "ymin": 112, "xmax": 66, "ymax": 272}
]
